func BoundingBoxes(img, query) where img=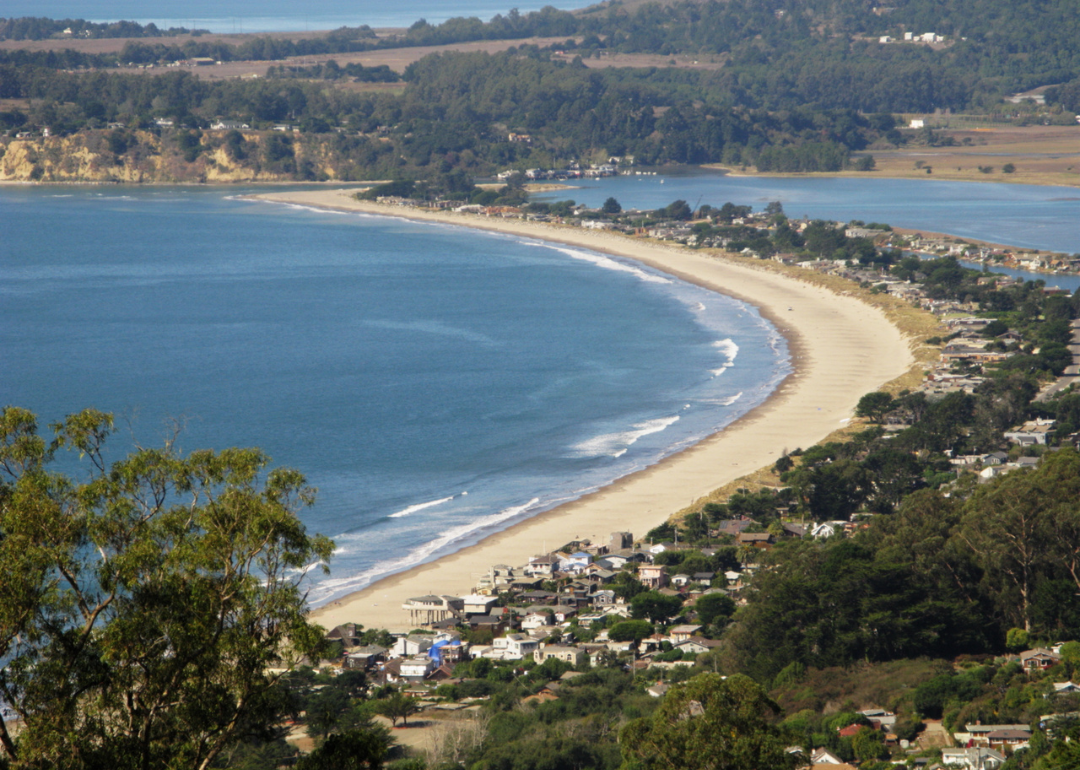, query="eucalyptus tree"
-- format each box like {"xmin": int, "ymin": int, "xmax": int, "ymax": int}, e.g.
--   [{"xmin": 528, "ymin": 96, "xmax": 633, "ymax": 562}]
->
[{"xmin": 0, "ymin": 407, "xmax": 333, "ymax": 770}]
